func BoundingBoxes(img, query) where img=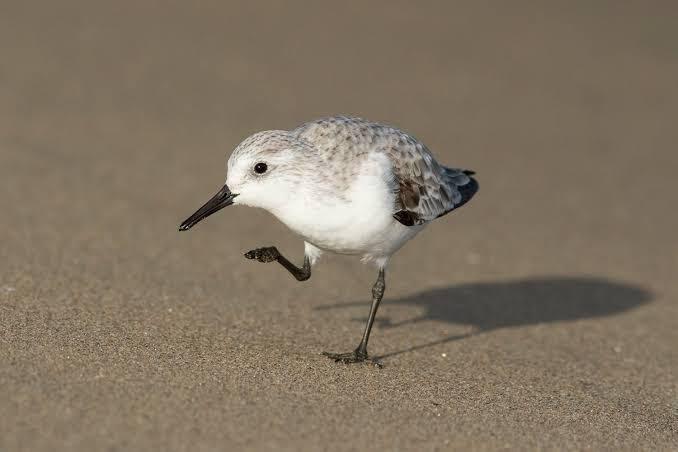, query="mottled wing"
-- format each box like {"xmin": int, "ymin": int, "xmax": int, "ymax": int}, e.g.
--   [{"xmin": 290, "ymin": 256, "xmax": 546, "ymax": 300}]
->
[
  {"xmin": 387, "ymin": 136, "xmax": 478, "ymax": 226},
  {"xmin": 292, "ymin": 116, "xmax": 478, "ymax": 226}
]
